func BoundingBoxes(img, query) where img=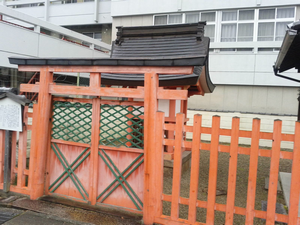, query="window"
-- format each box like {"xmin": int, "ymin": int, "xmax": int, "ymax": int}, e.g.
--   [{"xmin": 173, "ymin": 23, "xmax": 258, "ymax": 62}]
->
[
  {"xmin": 201, "ymin": 12, "xmax": 216, "ymax": 42},
  {"xmin": 221, "ymin": 24, "xmax": 237, "ymax": 42},
  {"xmin": 186, "ymin": 13, "xmax": 199, "ymax": 23},
  {"xmin": 153, "ymin": 6, "xmax": 295, "ymax": 44},
  {"xmin": 185, "ymin": 12, "xmax": 216, "ymax": 42},
  {"xmin": 201, "ymin": 12, "xmax": 216, "ymax": 22},
  {"xmin": 258, "ymin": 7, "xmax": 294, "ymax": 41},
  {"xmin": 221, "ymin": 10, "xmax": 254, "ymax": 42},
  {"xmin": 169, "ymin": 14, "xmax": 182, "ymax": 24},
  {"xmin": 82, "ymin": 32, "xmax": 102, "ymax": 47},
  {"xmin": 154, "ymin": 15, "xmax": 167, "ymax": 25},
  {"xmin": 154, "ymin": 14, "xmax": 182, "ymax": 25}
]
